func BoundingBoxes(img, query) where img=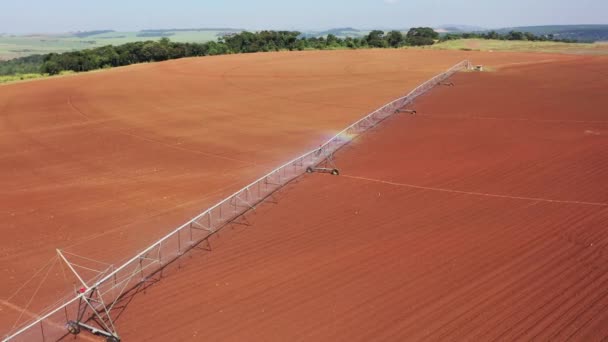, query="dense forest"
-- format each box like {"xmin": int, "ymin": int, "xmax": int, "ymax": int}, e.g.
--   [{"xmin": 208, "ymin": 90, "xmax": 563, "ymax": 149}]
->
[
  {"xmin": 0, "ymin": 28, "xmax": 574, "ymax": 77},
  {"xmin": 440, "ymin": 30, "xmax": 577, "ymax": 43},
  {"xmin": 0, "ymin": 54, "xmax": 46, "ymax": 75},
  {"xmin": 0, "ymin": 29, "xmax": 438, "ymax": 76},
  {"xmin": 495, "ymin": 25, "xmax": 608, "ymax": 43}
]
